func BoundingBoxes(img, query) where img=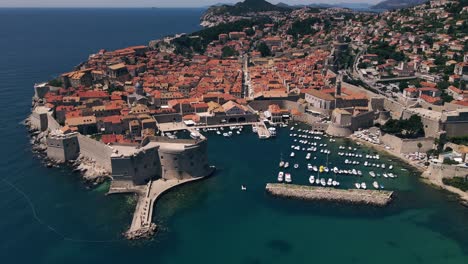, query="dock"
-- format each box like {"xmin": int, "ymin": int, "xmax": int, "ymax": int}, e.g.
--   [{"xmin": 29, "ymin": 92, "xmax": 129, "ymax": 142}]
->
[
  {"xmin": 265, "ymin": 183, "xmax": 394, "ymax": 207},
  {"xmin": 108, "ymin": 177, "xmax": 207, "ymax": 239},
  {"xmin": 255, "ymin": 122, "xmax": 271, "ymax": 139}
]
